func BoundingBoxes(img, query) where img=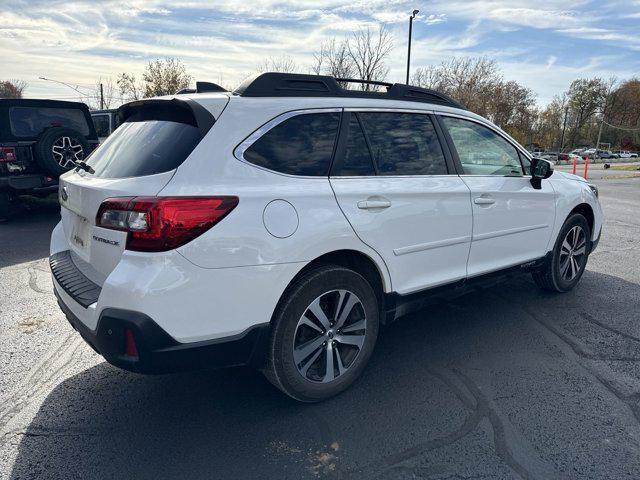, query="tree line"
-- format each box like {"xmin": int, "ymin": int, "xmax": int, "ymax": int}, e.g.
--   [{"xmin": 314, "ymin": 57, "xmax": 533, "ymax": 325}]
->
[{"xmin": 2, "ymin": 25, "xmax": 638, "ymax": 151}]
